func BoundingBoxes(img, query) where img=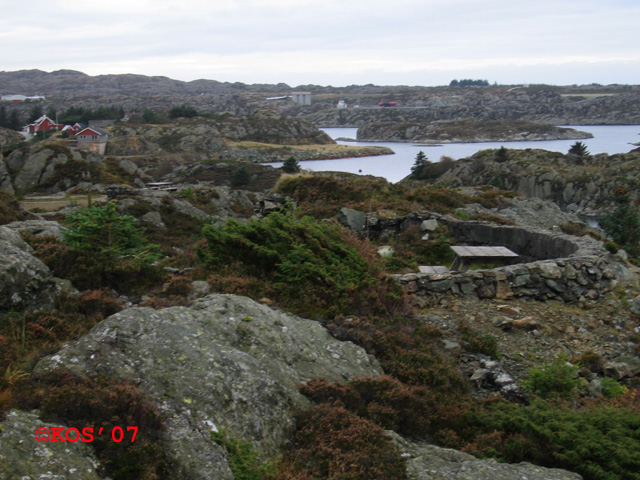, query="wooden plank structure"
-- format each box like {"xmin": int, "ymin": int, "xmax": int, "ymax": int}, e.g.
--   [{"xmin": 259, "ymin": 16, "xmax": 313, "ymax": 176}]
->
[
  {"xmin": 418, "ymin": 265, "xmax": 450, "ymax": 275},
  {"xmin": 146, "ymin": 182, "xmax": 178, "ymax": 192},
  {"xmin": 450, "ymin": 246, "xmax": 519, "ymax": 272}
]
